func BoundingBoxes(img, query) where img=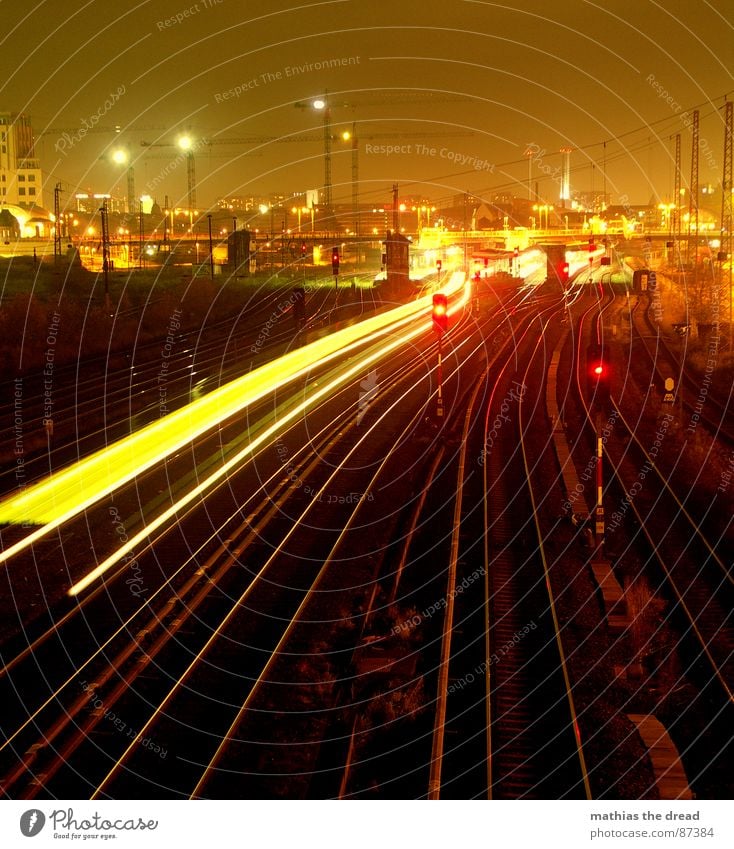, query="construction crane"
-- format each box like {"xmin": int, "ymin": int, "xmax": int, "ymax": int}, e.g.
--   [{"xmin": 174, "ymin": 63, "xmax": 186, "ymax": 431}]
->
[
  {"xmin": 294, "ymin": 90, "xmax": 475, "ymax": 207},
  {"xmin": 141, "ymin": 128, "xmax": 476, "ymax": 223}
]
